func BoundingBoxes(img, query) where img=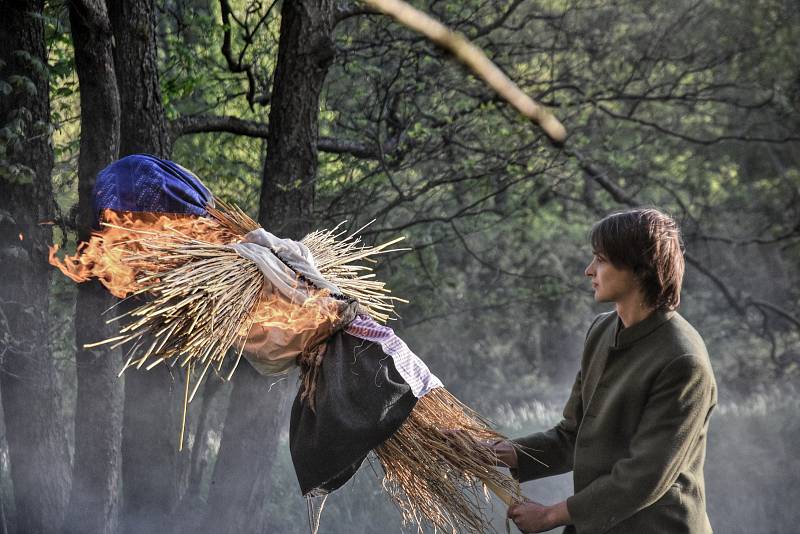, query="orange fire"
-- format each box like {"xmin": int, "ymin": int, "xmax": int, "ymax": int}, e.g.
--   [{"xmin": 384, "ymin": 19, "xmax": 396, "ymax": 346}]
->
[
  {"xmin": 49, "ymin": 209, "xmax": 240, "ymax": 298},
  {"xmin": 247, "ymin": 287, "xmax": 342, "ymax": 334},
  {"xmin": 50, "ymin": 209, "xmax": 343, "ymax": 342},
  {"xmin": 238, "ymin": 285, "xmax": 344, "ymax": 370}
]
